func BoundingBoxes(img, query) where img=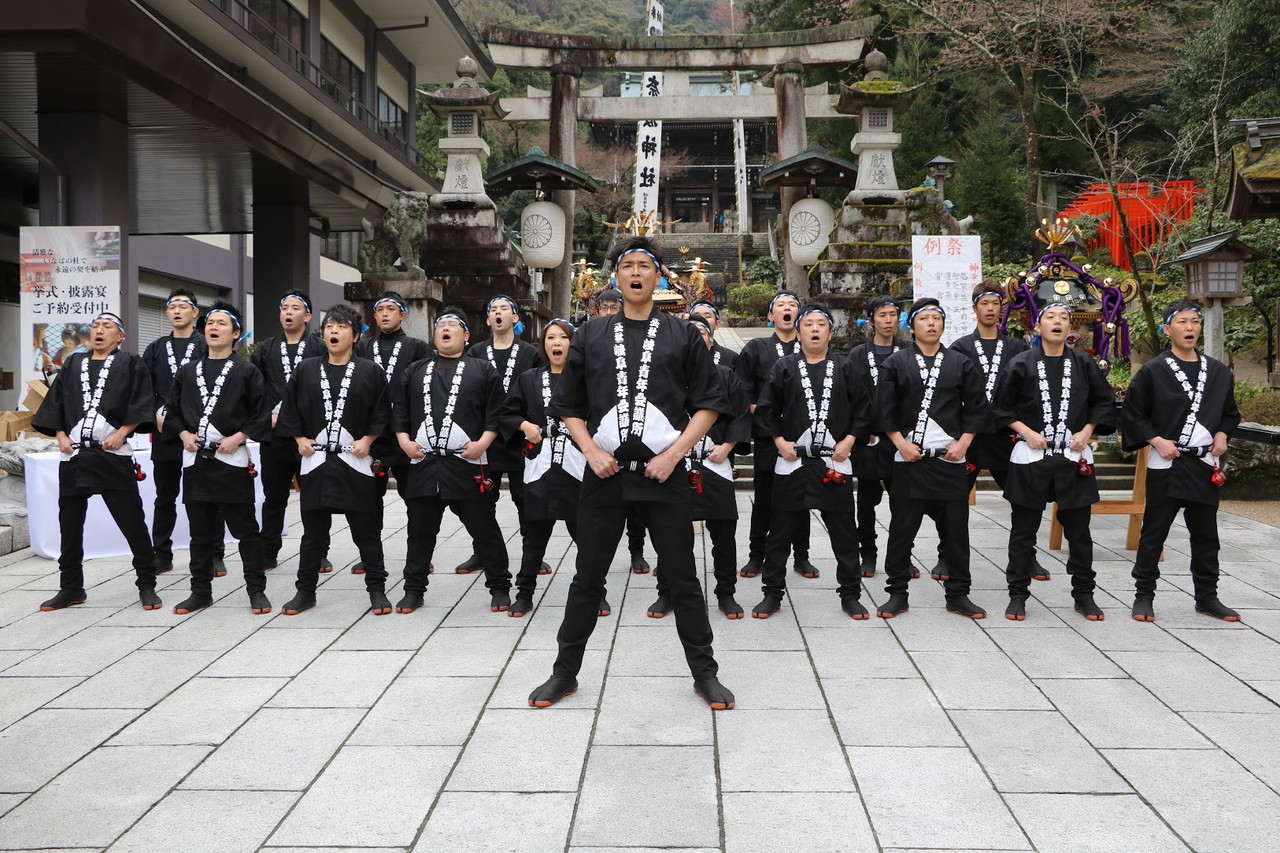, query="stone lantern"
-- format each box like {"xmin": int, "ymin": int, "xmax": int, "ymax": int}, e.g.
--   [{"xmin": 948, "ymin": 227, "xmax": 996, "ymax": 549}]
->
[
  {"xmin": 422, "ymin": 57, "xmax": 508, "ymax": 210},
  {"xmin": 1172, "ymin": 229, "xmax": 1264, "ymax": 361},
  {"xmin": 835, "ymin": 49, "xmax": 923, "ymax": 196},
  {"xmin": 926, "ymin": 155, "xmax": 955, "ymax": 200}
]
